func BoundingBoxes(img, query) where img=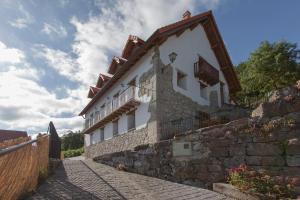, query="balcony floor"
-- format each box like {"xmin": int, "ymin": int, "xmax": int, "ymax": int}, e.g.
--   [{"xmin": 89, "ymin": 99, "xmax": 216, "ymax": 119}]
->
[{"xmin": 84, "ymin": 99, "xmax": 140, "ymax": 134}]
